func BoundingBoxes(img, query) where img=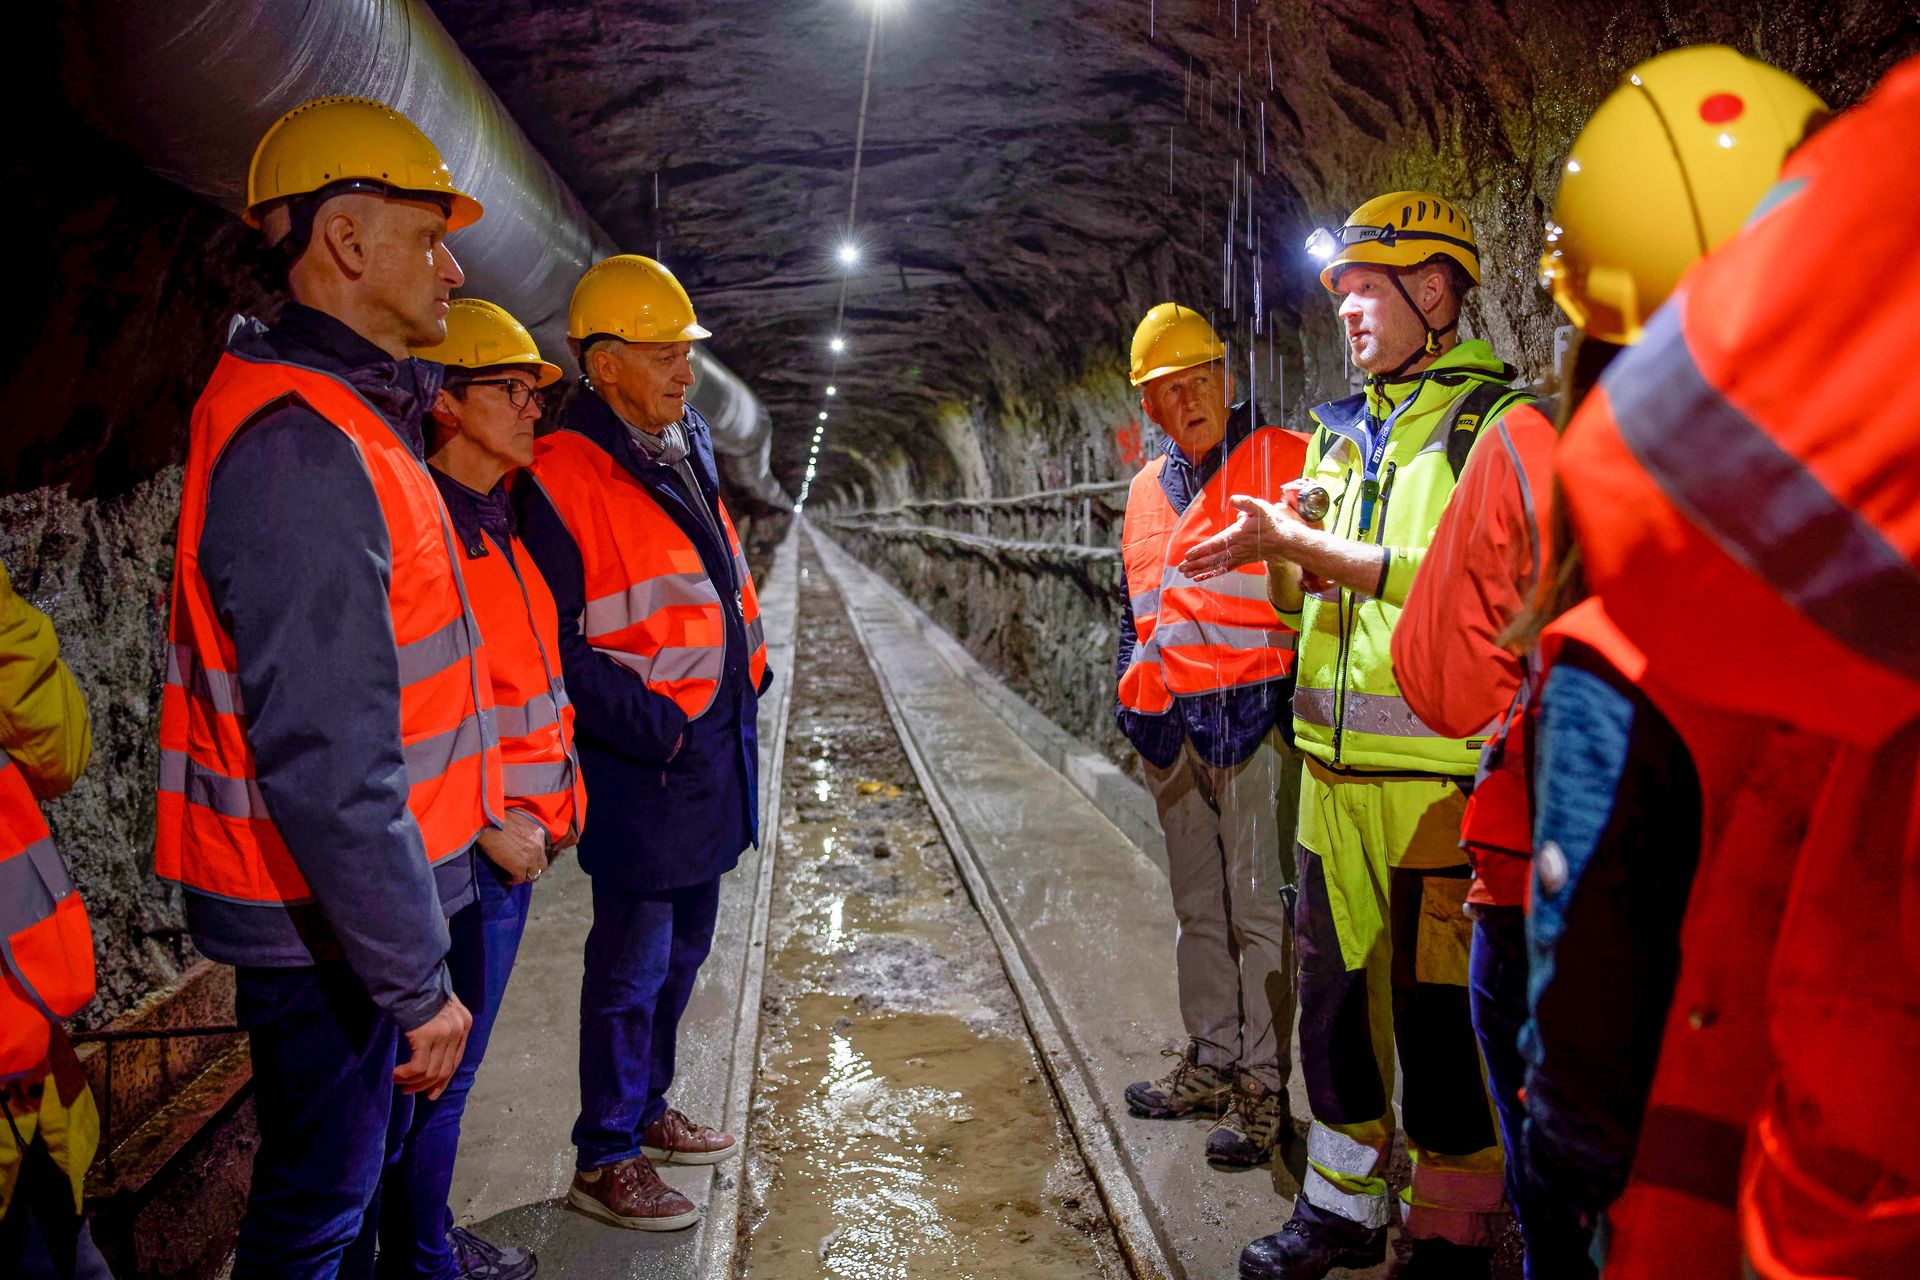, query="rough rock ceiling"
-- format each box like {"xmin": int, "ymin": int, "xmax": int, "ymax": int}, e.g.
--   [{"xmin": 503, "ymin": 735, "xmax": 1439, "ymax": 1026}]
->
[{"xmin": 433, "ymin": 0, "xmax": 1916, "ymax": 503}]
